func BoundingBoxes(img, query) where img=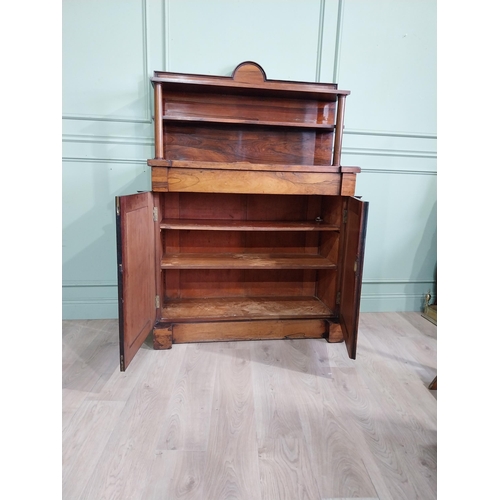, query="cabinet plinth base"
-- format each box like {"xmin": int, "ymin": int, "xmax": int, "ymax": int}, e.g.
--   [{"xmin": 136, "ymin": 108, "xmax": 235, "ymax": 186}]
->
[
  {"xmin": 153, "ymin": 323, "xmax": 173, "ymax": 350},
  {"xmin": 151, "ymin": 318, "xmax": 342, "ymax": 347},
  {"xmin": 326, "ymin": 321, "xmax": 344, "ymax": 343}
]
